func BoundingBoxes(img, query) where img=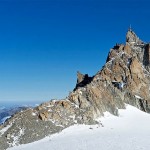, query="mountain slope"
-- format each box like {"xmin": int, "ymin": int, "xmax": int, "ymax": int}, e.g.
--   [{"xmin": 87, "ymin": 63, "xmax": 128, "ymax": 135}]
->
[
  {"xmin": 8, "ymin": 105, "xmax": 150, "ymax": 150},
  {"xmin": 0, "ymin": 28, "xmax": 150, "ymax": 150}
]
